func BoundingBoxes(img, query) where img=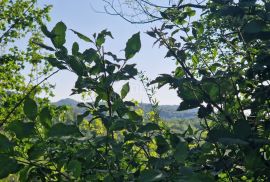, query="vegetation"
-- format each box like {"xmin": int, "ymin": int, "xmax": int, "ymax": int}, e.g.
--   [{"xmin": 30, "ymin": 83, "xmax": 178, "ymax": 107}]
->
[{"xmin": 1, "ymin": 0, "xmax": 270, "ymax": 181}]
